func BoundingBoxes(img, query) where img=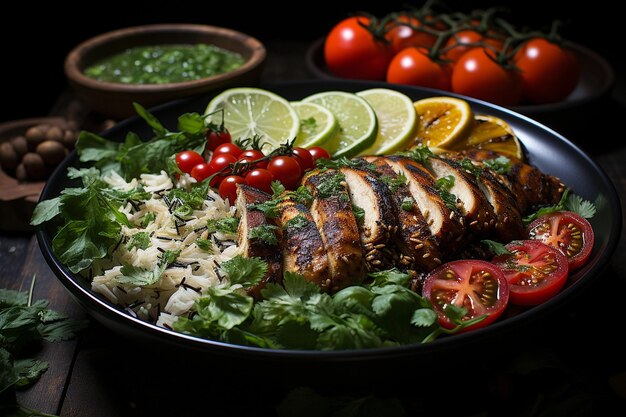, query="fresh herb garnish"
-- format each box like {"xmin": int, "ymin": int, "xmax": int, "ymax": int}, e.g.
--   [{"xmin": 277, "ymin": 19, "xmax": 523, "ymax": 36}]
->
[
  {"xmin": 270, "ymin": 181, "xmax": 286, "ymax": 197},
  {"xmin": 127, "ymin": 232, "xmax": 150, "ymax": 251},
  {"xmin": 523, "ymin": 189, "xmax": 596, "ymax": 224},
  {"xmin": 380, "ymin": 173, "xmax": 408, "ymax": 192},
  {"xmin": 459, "ymin": 158, "xmax": 483, "ymax": 179},
  {"xmin": 287, "ymin": 186, "xmax": 314, "ymax": 207},
  {"xmin": 117, "ymin": 249, "xmax": 180, "ymax": 286},
  {"xmin": 247, "ymin": 200, "xmax": 280, "ymax": 219},
  {"xmin": 484, "ymin": 156, "xmax": 512, "ymax": 175},
  {"xmin": 285, "ymin": 215, "xmax": 309, "ymax": 229},
  {"xmin": 316, "ymin": 172, "xmax": 346, "ymax": 199},
  {"xmin": 401, "ymin": 197, "xmax": 414, "ymax": 211},
  {"xmin": 220, "ymin": 256, "xmax": 268, "ymax": 287},
  {"xmin": 481, "ymin": 239, "xmax": 512, "ymax": 256},
  {"xmin": 166, "ymin": 180, "xmax": 211, "ymax": 216},
  {"xmin": 196, "ymin": 238, "xmax": 213, "ymax": 252},
  {"xmin": 352, "ymin": 204, "xmax": 365, "ymax": 224},
  {"xmin": 434, "ymin": 175, "xmax": 457, "ymax": 210},
  {"xmin": 249, "ymin": 225, "xmax": 279, "ymax": 245},
  {"xmin": 207, "ymin": 216, "xmax": 239, "ymax": 234},
  {"xmin": 316, "ymin": 156, "xmax": 376, "ymax": 172},
  {"xmin": 140, "ymin": 212, "xmax": 156, "ymax": 228},
  {"xmin": 397, "ymin": 145, "xmax": 433, "ymax": 164}
]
